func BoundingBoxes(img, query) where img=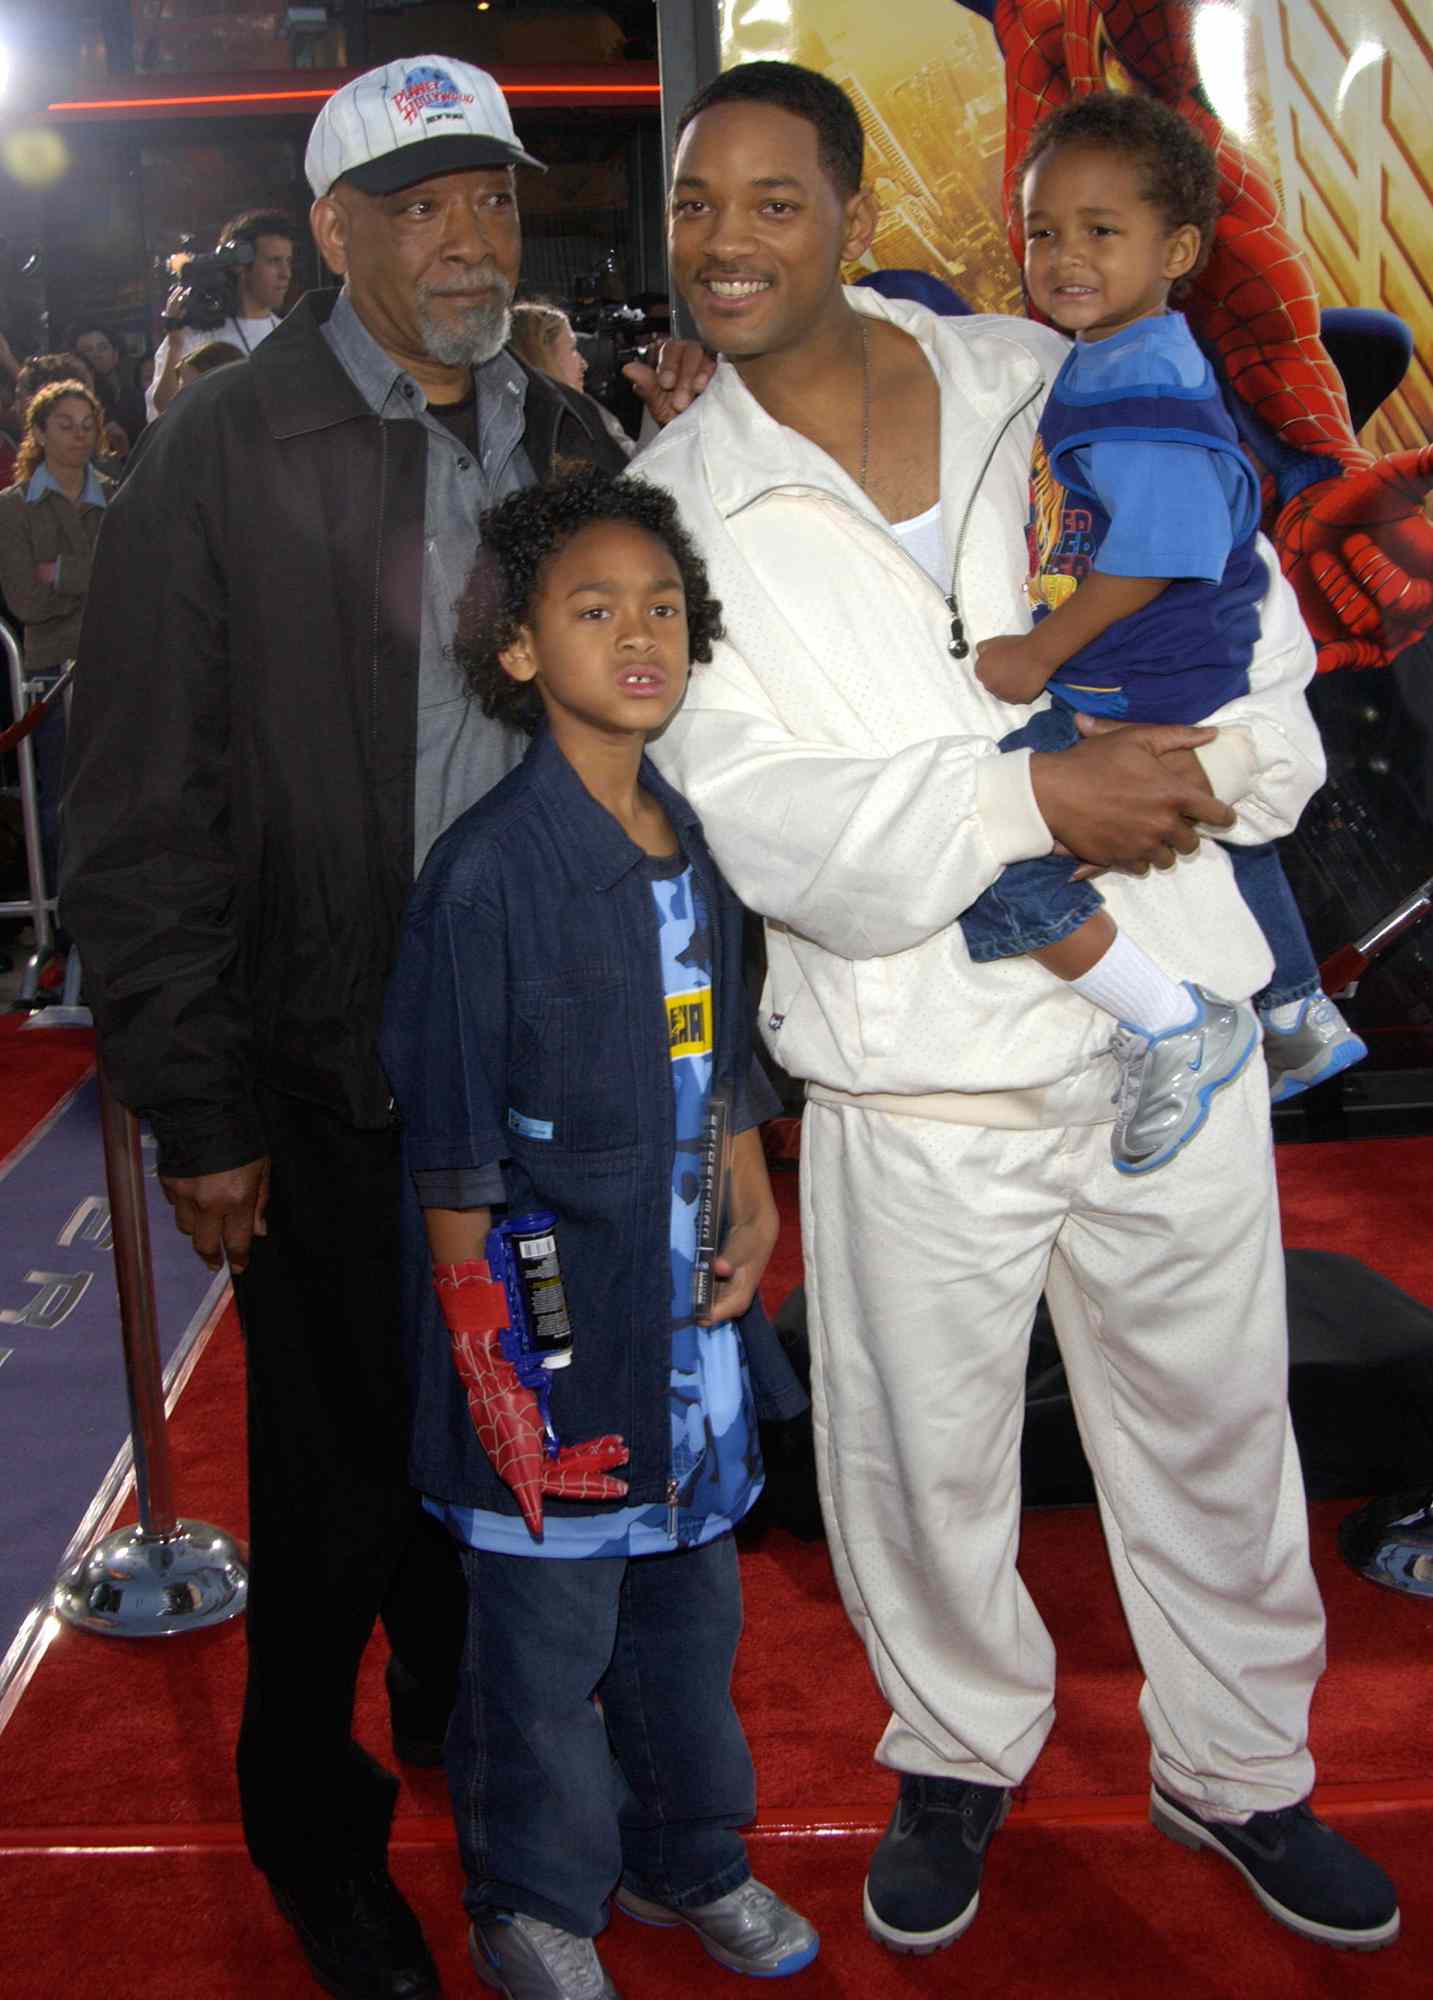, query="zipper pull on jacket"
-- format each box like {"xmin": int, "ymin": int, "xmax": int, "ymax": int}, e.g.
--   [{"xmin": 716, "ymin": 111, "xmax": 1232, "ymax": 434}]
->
[{"xmin": 946, "ymin": 595, "xmax": 970, "ymax": 660}]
